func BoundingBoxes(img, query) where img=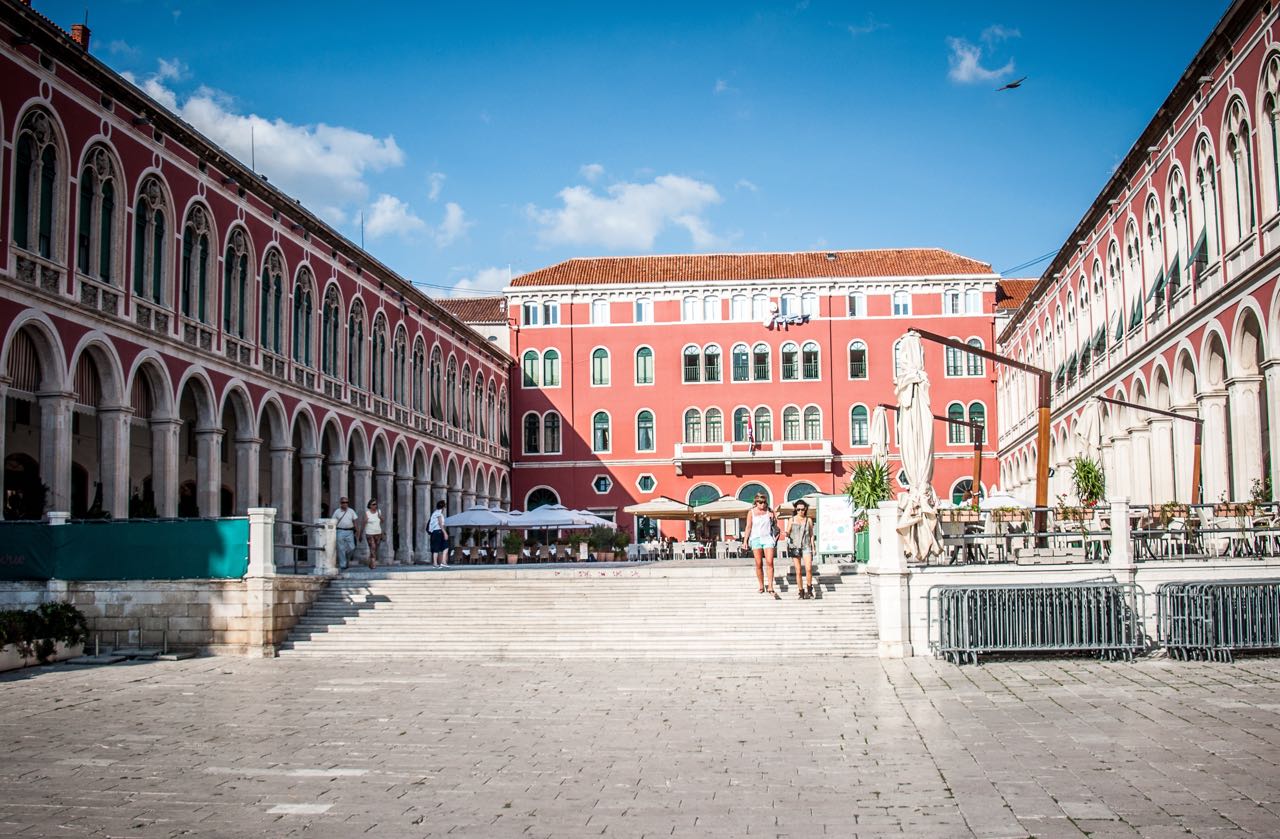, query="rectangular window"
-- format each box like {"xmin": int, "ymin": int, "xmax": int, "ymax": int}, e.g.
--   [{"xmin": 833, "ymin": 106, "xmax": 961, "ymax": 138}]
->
[
  {"xmin": 945, "ymin": 347, "xmax": 963, "ymax": 377},
  {"xmin": 731, "ymin": 296, "xmax": 749, "ymax": 321},
  {"xmin": 704, "ymin": 350, "xmax": 721, "ymax": 382},
  {"xmin": 634, "ymin": 299, "xmax": 653, "ymax": 323},
  {"xmin": 802, "ymin": 347, "xmax": 819, "ymax": 379},
  {"xmin": 849, "ymin": 345, "xmax": 867, "ymax": 379},
  {"xmin": 591, "ymin": 299, "xmax": 609, "ymax": 324},
  {"xmin": 703, "ymin": 297, "xmax": 720, "ymax": 321},
  {"xmin": 893, "ymin": 291, "xmax": 911, "ymax": 316},
  {"xmin": 848, "ymin": 293, "xmax": 865, "ymax": 317},
  {"xmin": 542, "ymin": 302, "xmax": 559, "ymax": 325},
  {"xmin": 752, "ymin": 348, "xmax": 770, "ymax": 381},
  {"xmin": 682, "ymin": 298, "xmax": 699, "ymax": 322},
  {"xmin": 522, "ymin": 302, "xmax": 540, "ymax": 326},
  {"xmin": 965, "ymin": 289, "xmax": 982, "ymax": 313},
  {"xmin": 731, "ymin": 348, "xmax": 749, "ymax": 382},
  {"xmin": 683, "ymin": 352, "xmax": 701, "ymax": 383}
]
